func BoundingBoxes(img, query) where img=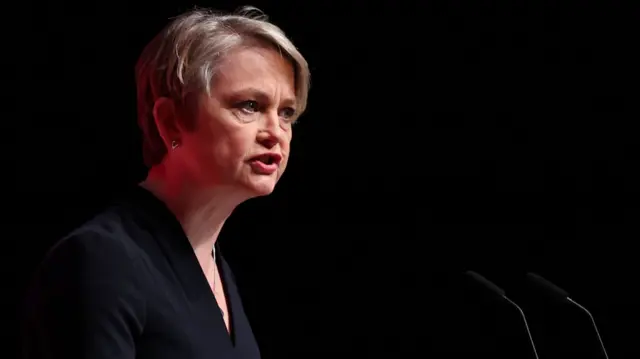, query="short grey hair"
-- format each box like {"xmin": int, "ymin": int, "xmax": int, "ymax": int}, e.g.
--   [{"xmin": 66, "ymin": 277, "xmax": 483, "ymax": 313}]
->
[{"xmin": 135, "ymin": 6, "xmax": 311, "ymax": 167}]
